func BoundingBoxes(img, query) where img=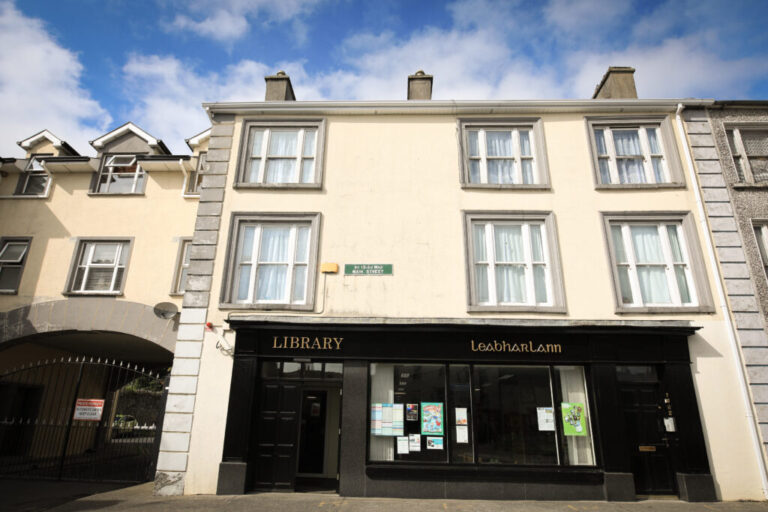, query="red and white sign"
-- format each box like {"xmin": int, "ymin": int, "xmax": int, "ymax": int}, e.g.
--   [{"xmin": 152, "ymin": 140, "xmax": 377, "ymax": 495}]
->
[{"xmin": 73, "ymin": 399, "xmax": 105, "ymax": 421}]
